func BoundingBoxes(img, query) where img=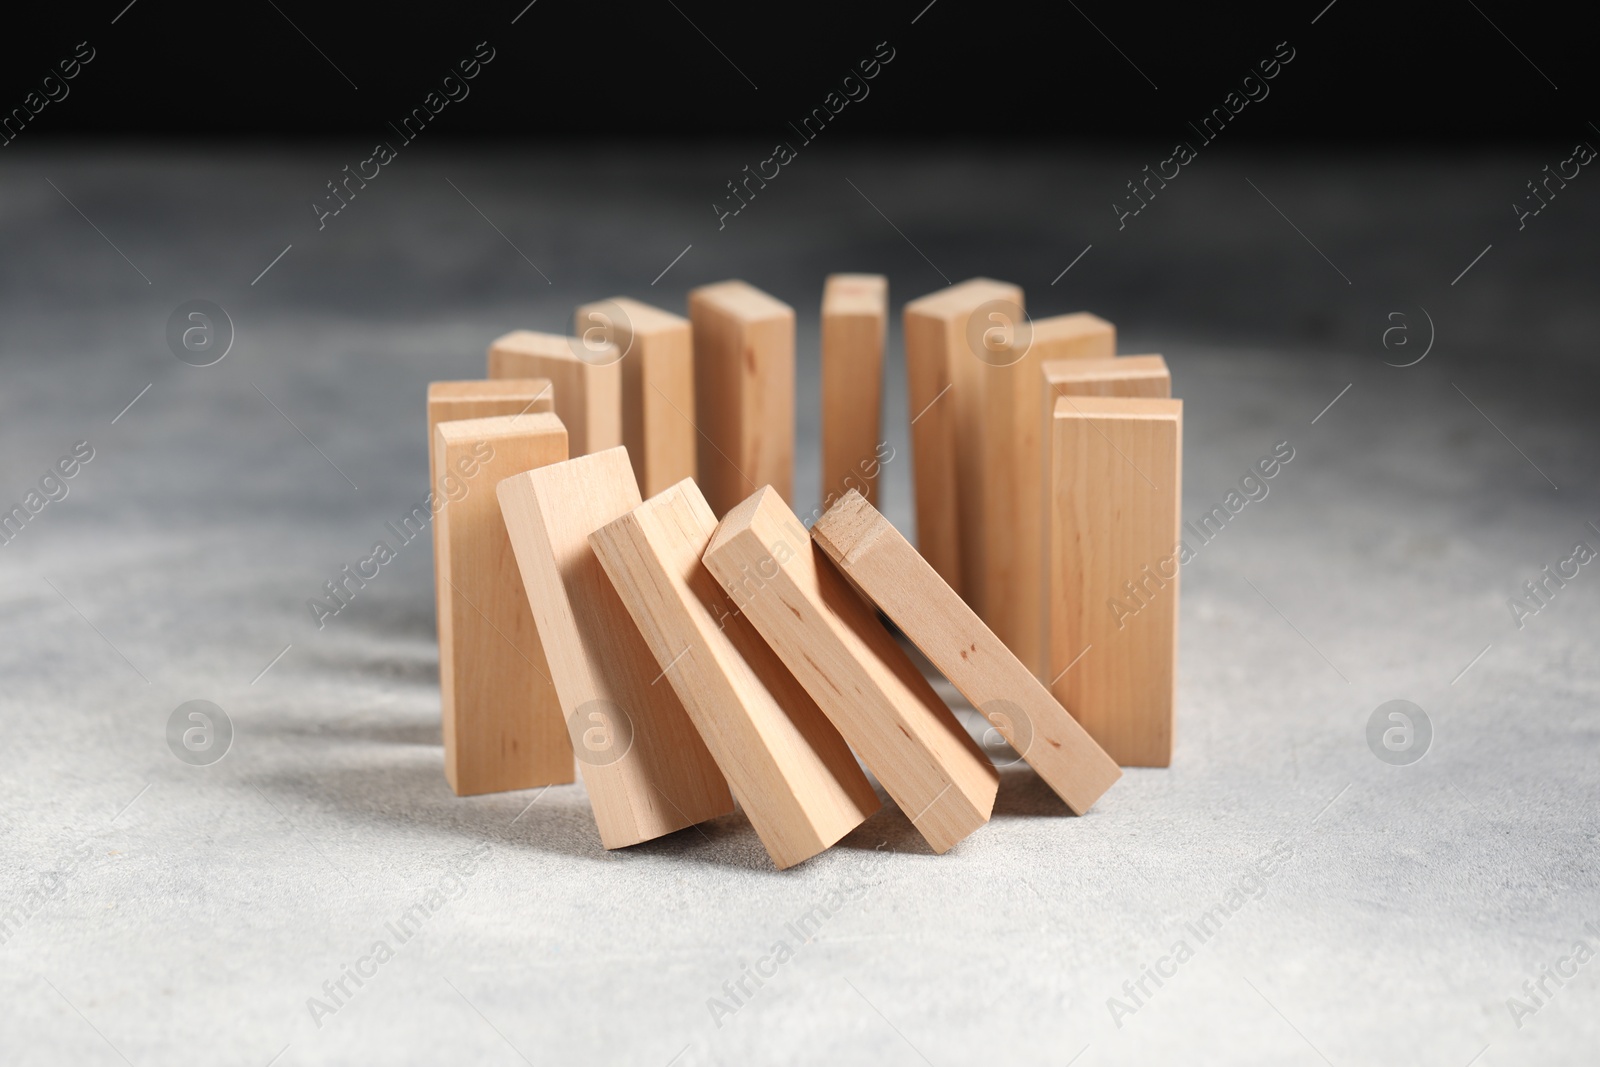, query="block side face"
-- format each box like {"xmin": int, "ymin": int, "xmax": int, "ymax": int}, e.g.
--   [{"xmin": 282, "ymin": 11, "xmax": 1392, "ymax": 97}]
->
[
  {"xmin": 902, "ymin": 307, "xmax": 963, "ymax": 595},
  {"xmin": 821, "ymin": 292, "xmax": 886, "ymax": 510},
  {"xmin": 637, "ymin": 320, "xmax": 696, "ymax": 496}
]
